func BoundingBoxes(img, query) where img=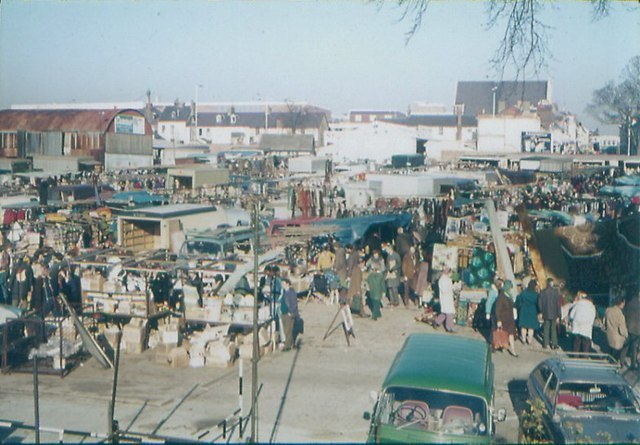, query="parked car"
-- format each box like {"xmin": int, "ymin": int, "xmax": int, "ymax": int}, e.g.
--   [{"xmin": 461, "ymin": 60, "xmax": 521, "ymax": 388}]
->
[
  {"xmin": 524, "ymin": 354, "xmax": 640, "ymax": 443},
  {"xmin": 364, "ymin": 333, "xmax": 505, "ymax": 443}
]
